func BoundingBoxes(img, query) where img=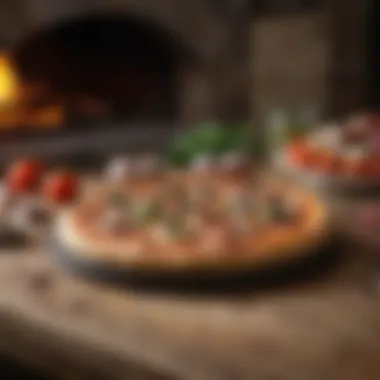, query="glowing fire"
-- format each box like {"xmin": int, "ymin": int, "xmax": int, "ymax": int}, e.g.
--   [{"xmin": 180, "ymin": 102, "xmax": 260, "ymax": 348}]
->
[
  {"xmin": 0, "ymin": 54, "xmax": 19, "ymax": 106},
  {"xmin": 0, "ymin": 53, "xmax": 63, "ymax": 129}
]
